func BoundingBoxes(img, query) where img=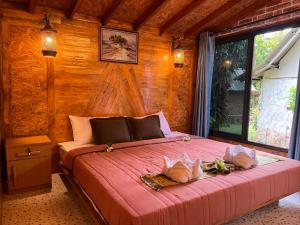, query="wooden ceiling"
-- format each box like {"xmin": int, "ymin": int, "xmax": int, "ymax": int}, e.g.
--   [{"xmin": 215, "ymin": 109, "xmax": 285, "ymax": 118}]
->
[{"xmin": 2, "ymin": 0, "xmax": 280, "ymax": 38}]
